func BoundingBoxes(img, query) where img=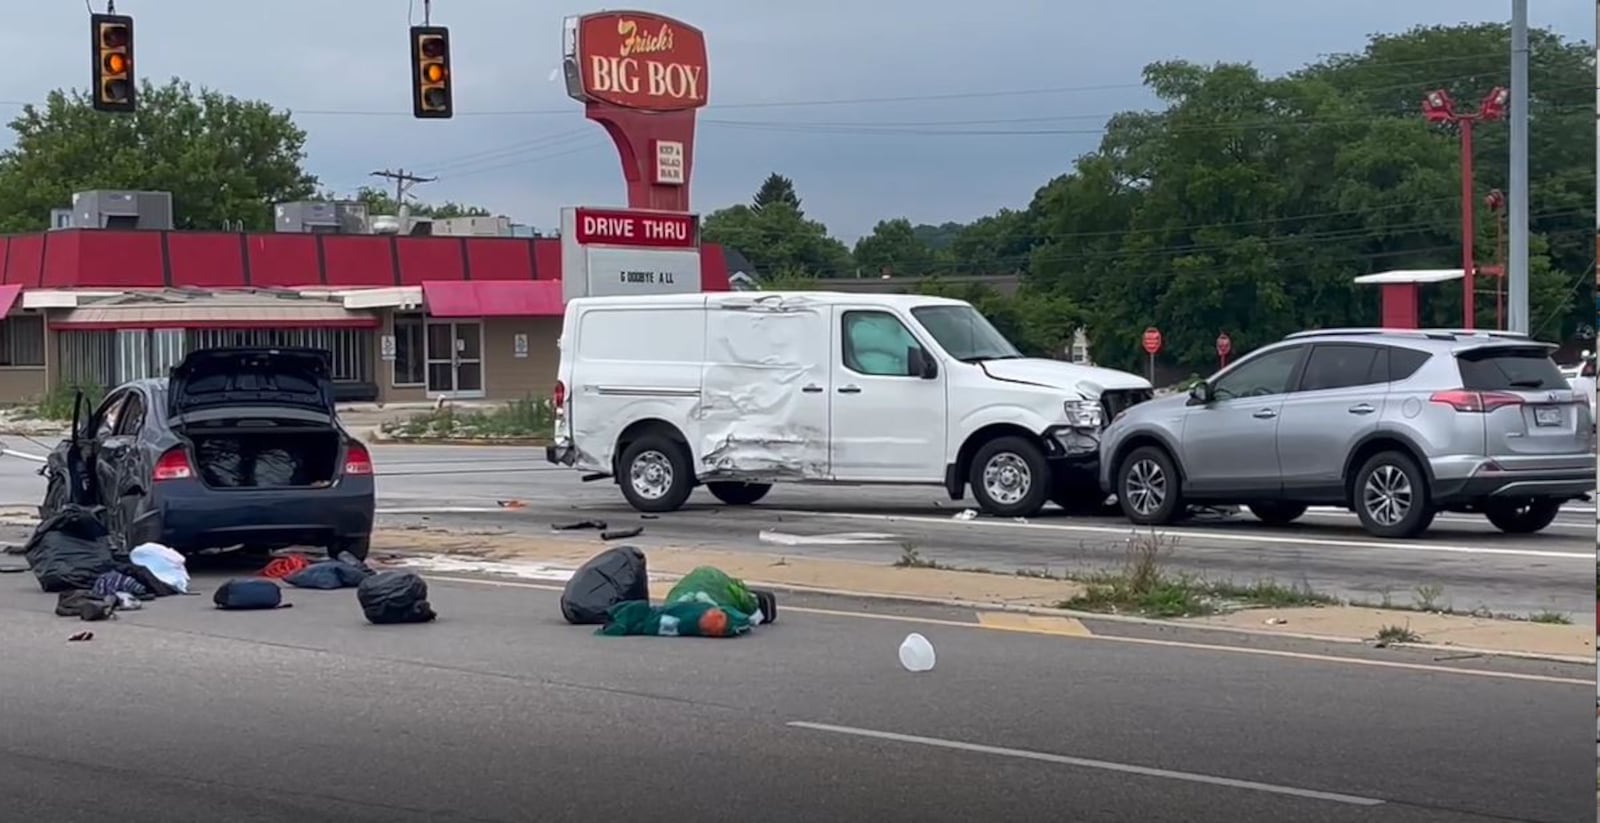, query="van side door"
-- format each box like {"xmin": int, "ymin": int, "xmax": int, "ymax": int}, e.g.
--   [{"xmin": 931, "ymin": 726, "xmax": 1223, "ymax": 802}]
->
[{"xmin": 828, "ymin": 306, "xmax": 946, "ymax": 481}]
